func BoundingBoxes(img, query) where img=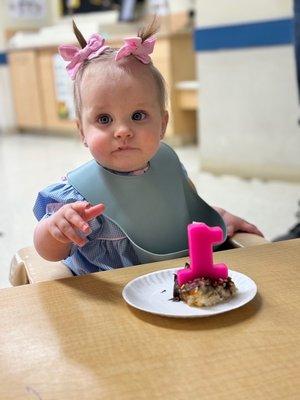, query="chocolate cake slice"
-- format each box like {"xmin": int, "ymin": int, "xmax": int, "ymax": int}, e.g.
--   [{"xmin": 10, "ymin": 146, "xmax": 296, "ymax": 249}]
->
[{"xmin": 173, "ymin": 263, "xmax": 237, "ymax": 307}]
